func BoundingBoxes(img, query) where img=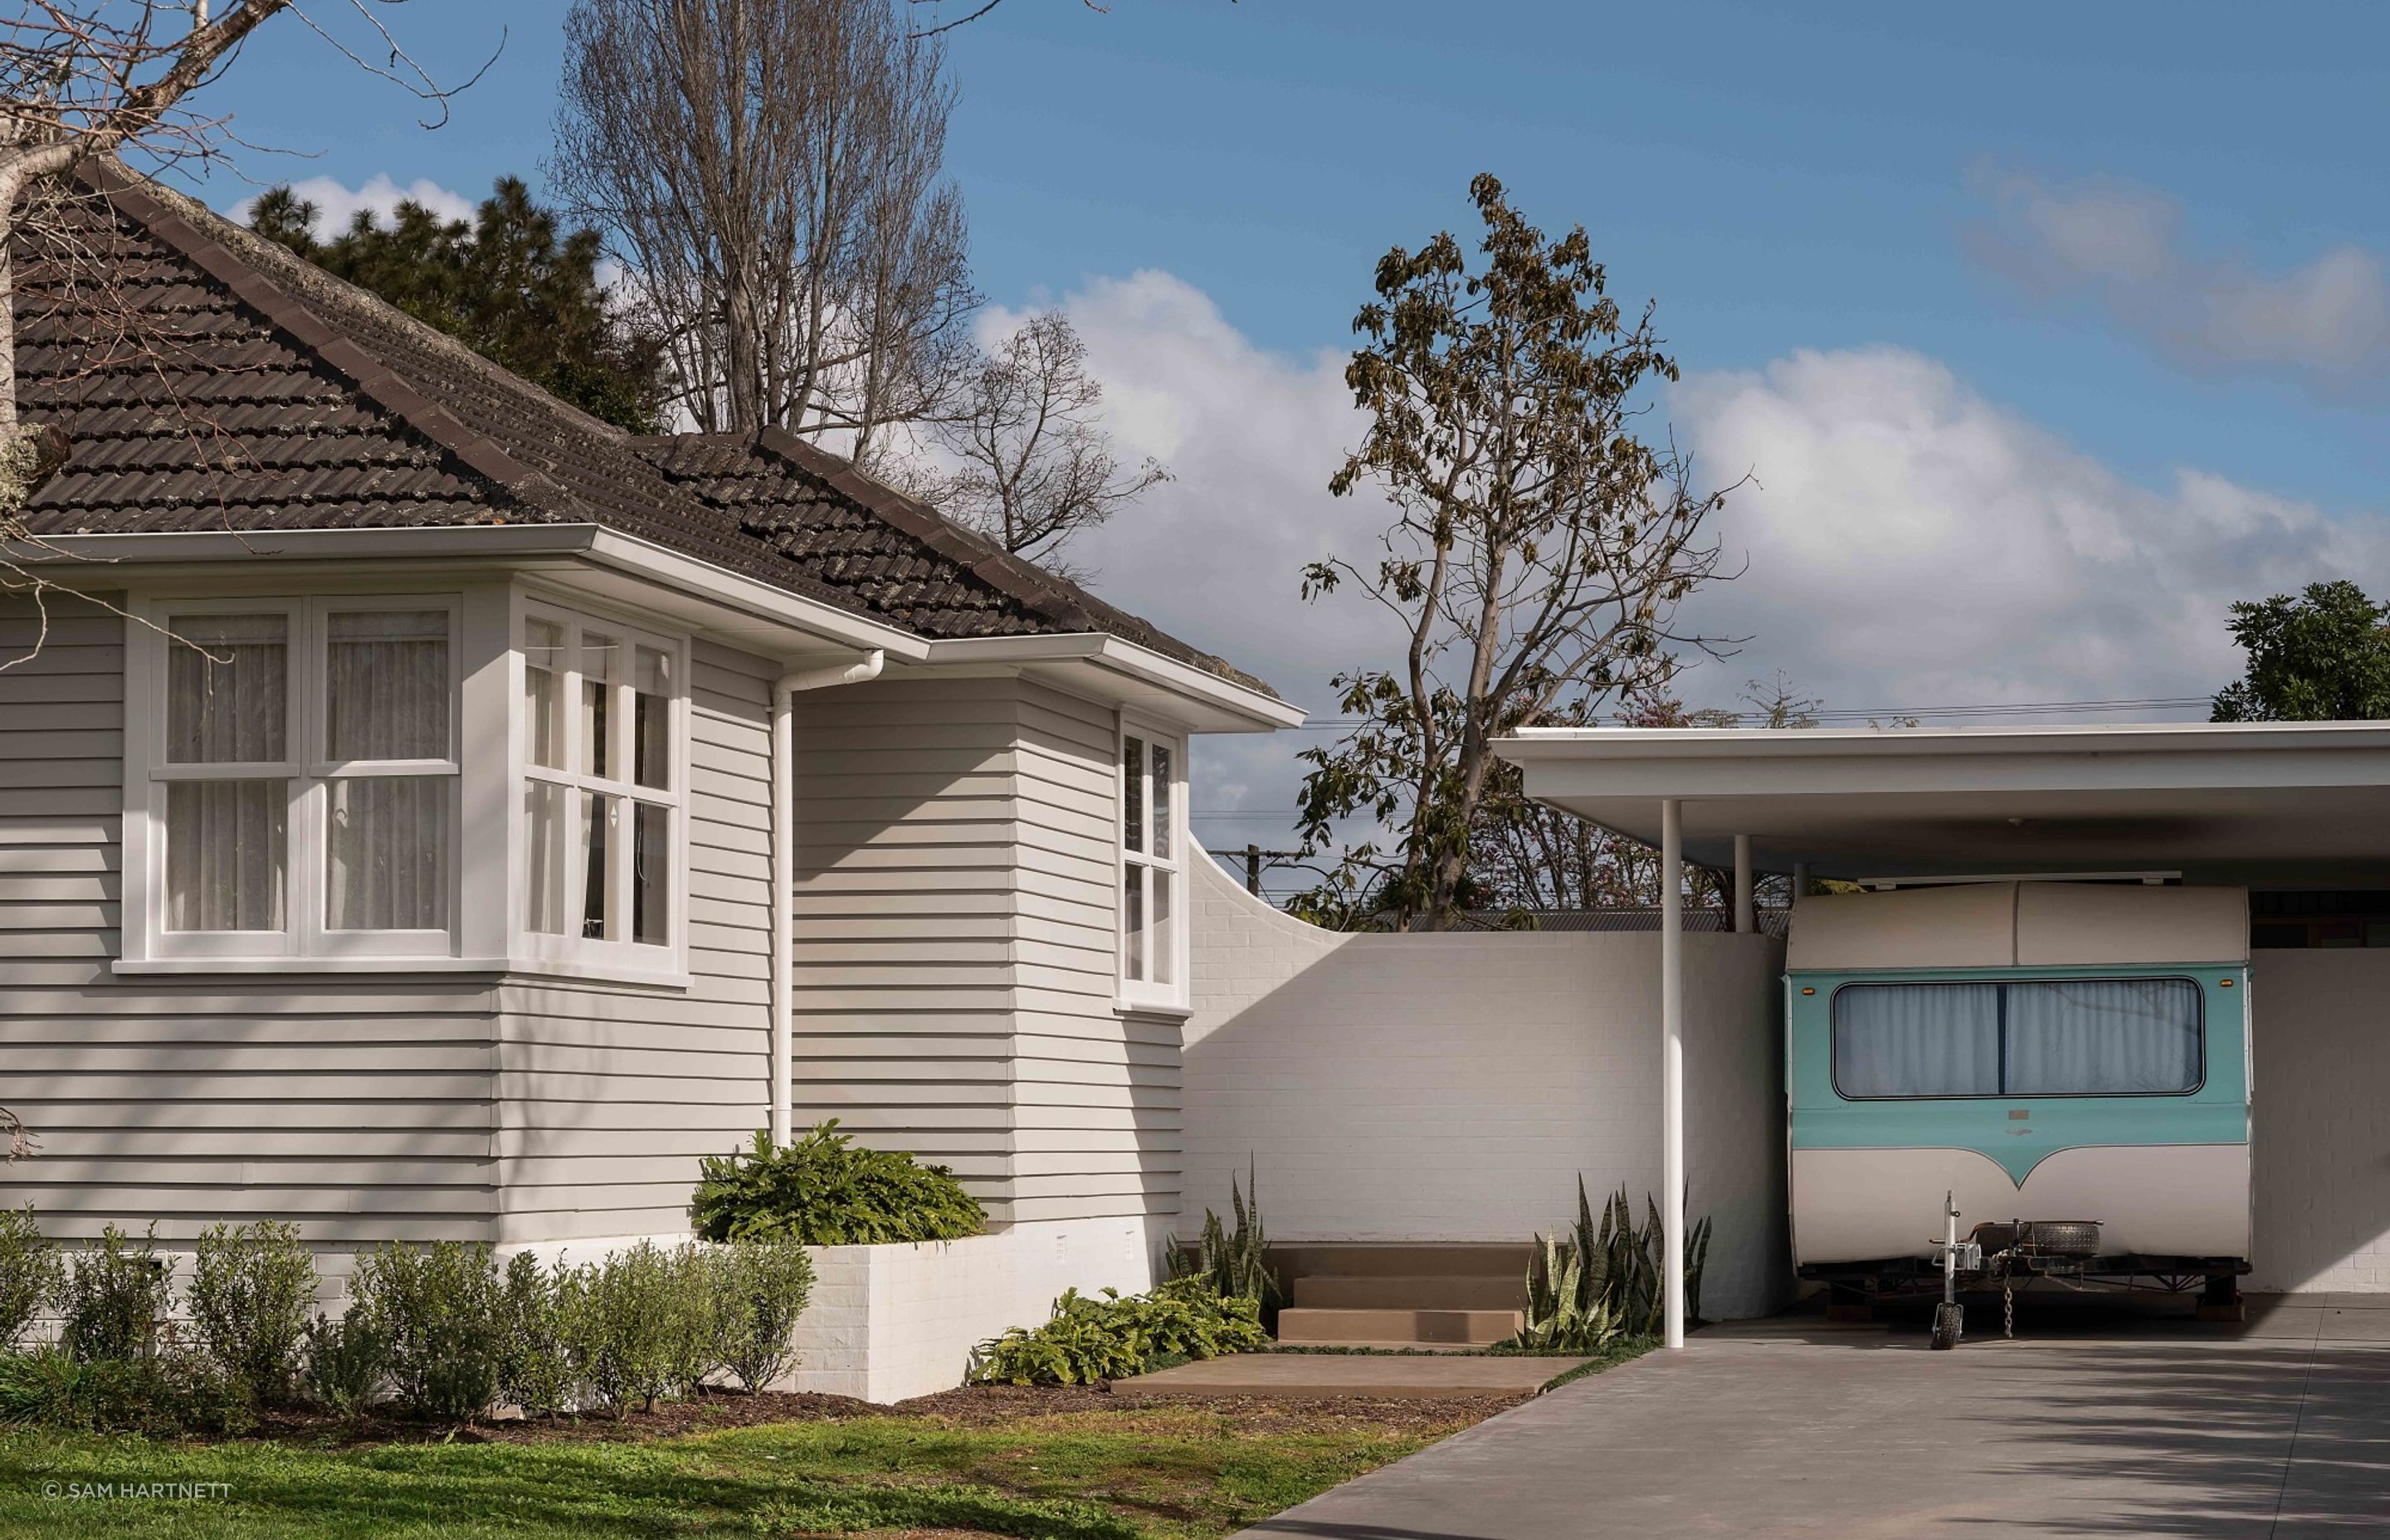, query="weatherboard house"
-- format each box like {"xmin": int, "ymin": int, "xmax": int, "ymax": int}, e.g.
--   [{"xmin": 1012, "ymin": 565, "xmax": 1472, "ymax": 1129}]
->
[
  {"xmin": 12, "ymin": 164, "xmax": 2390, "ymax": 1402},
  {"xmin": 0, "ymin": 165, "xmax": 1299, "ymax": 1397}
]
